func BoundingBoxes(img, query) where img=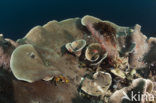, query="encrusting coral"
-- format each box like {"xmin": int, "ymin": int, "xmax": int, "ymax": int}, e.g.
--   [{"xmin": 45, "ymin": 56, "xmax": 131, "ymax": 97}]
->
[
  {"xmin": 0, "ymin": 15, "xmax": 155, "ymax": 103},
  {"xmin": 85, "ymin": 43, "xmax": 108, "ymax": 65},
  {"xmin": 110, "ymin": 78, "xmax": 155, "ymax": 103},
  {"xmin": 80, "ymin": 71, "xmax": 112, "ymax": 97},
  {"xmin": 81, "ymin": 16, "xmax": 119, "ymax": 58},
  {"xmin": 0, "ymin": 34, "xmax": 17, "ymax": 71},
  {"xmin": 10, "ymin": 44, "xmax": 62, "ymax": 83},
  {"xmin": 65, "ymin": 39, "xmax": 86, "ymax": 56}
]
